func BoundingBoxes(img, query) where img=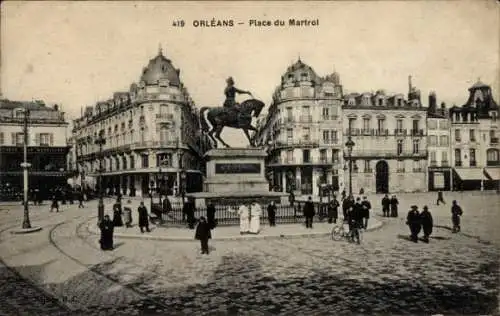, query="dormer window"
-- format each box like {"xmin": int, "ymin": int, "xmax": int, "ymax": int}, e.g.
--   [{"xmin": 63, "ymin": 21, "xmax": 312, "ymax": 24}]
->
[
  {"xmin": 288, "ymin": 74, "xmax": 294, "ymax": 79},
  {"xmin": 378, "ymin": 99, "xmax": 383, "ymax": 106},
  {"xmin": 397, "ymin": 99, "xmax": 402, "ymax": 107}
]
